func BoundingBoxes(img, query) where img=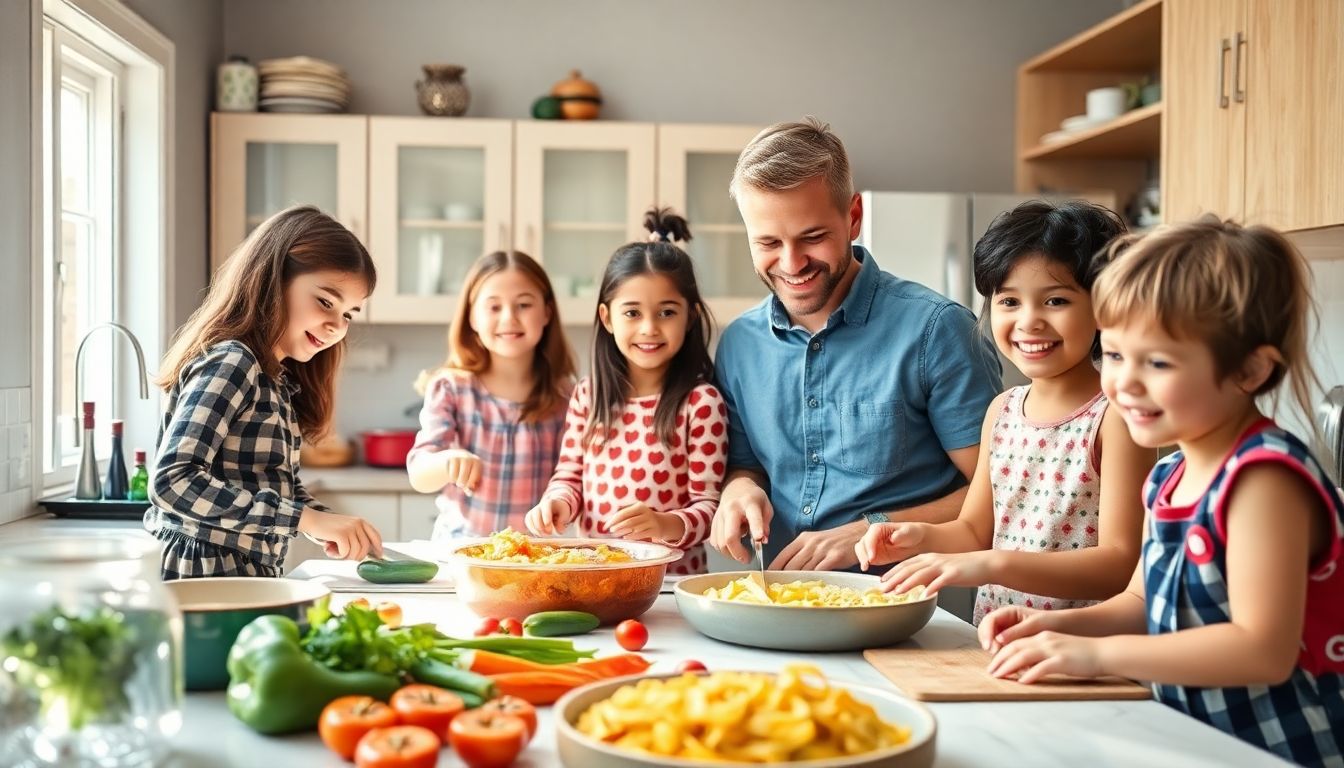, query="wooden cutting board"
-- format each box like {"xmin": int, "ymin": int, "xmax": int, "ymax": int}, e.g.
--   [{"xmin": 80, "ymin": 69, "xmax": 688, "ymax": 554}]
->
[{"xmin": 864, "ymin": 647, "xmax": 1152, "ymax": 702}]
